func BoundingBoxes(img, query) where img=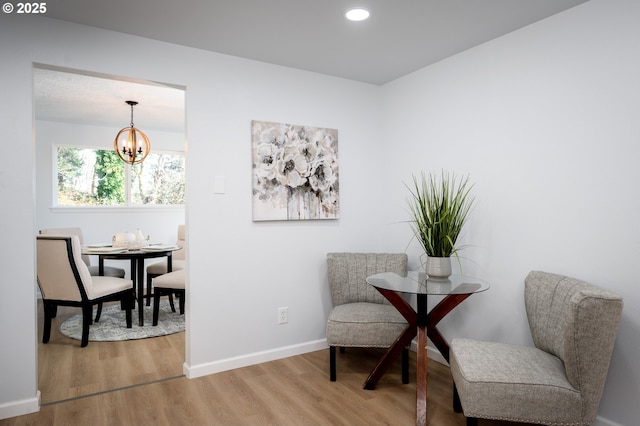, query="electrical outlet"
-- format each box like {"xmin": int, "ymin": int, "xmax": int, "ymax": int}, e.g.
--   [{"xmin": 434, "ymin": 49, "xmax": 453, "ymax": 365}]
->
[{"xmin": 278, "ymin": 307, "xmax": 288, "ymax": 324}]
